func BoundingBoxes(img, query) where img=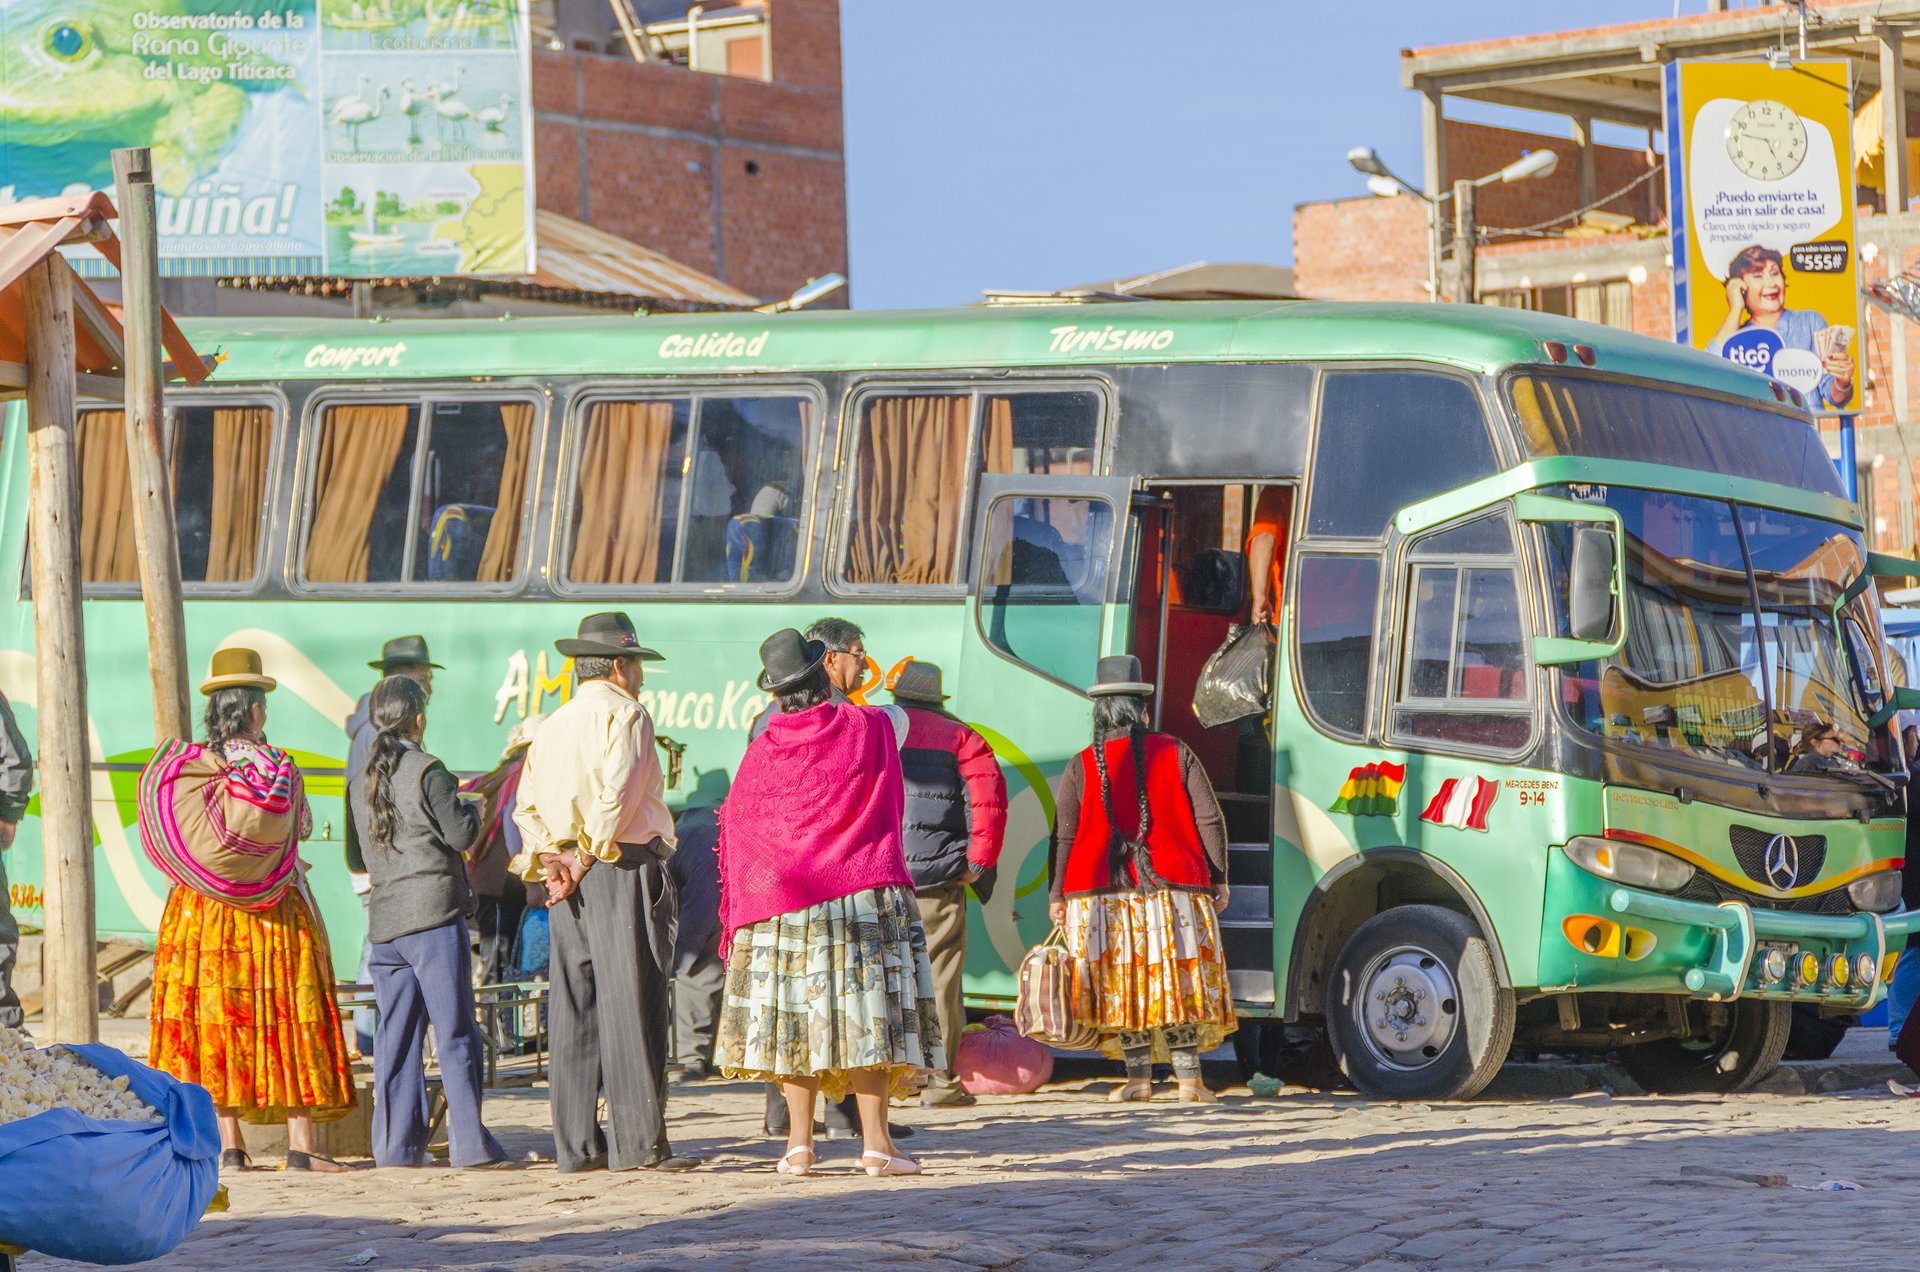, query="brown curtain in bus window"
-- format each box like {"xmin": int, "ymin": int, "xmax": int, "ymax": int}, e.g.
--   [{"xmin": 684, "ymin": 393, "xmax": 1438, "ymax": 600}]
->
[
  {"xmin": 980, "ymin": 397, "xmax": 1016, "ymax": 474},
  {"xmin": 78, "ymin": 411, "xmax": 138, "ymax": 583},
  {"xmin": 477, "ymin": 402, "xmax": 535, "ymax": 582},
  {"xmin": 845, "ymin": 396, "xmax": 970, "ymax": 585},
  {"xmin": 306, "ymin": 403, "xmax": 410, "ymax": 583},
  {"xmin": 570, "ymin": 400, "xmax": 675, "ymax": 585},
  {"xmin": 204, "ymin": 406, "xmax": 270, "ymax": 582}
]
